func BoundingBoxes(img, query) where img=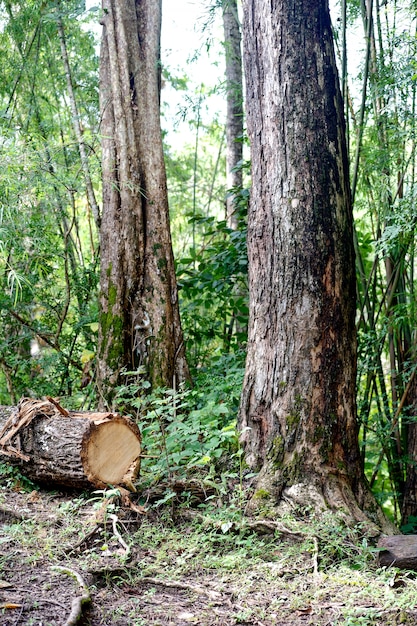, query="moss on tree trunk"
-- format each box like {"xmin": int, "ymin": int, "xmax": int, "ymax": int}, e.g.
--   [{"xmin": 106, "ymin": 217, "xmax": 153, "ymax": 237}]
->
[
  {"xmin": 239, "ymin": 0, "xmax": 395, "ymax": 534},
  {"xmin": 97, "ymin": 0, "xmax": 190, "ymax": 408}
]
